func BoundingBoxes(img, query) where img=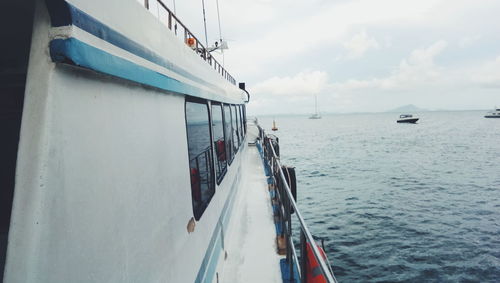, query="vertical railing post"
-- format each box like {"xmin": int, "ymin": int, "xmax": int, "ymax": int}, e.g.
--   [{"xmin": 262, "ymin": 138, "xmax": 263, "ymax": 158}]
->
[
  {"xmin": 144, "ymin": 0, "xmax": 149, "ymax": 9},
  {"xmin": 300, "ymin": 230, "xmax": 307, "ymax": 283},
  {"xmin": 287, "ymin": 189, "xmax": 294, "ymax": 281},
  {"xmin": 168, "ymin": 12, "xmax": 172, "ymax": 30}
]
